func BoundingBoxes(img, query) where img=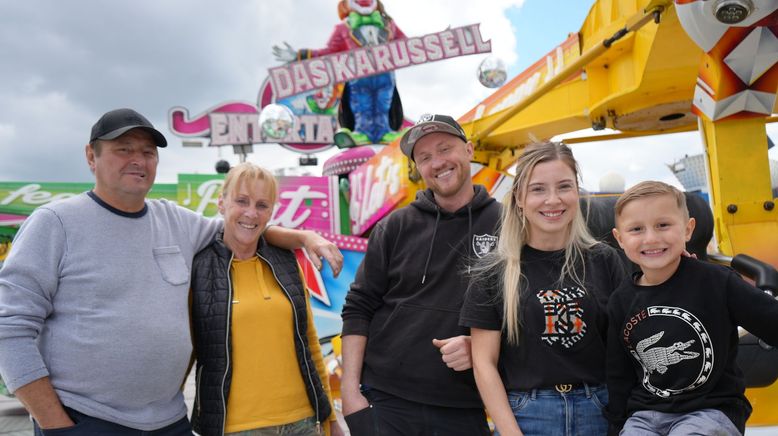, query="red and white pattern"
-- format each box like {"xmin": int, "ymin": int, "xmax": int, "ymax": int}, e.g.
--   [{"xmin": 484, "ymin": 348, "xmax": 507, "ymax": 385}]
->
[
  {"xmin": 295, "ymin": 248, "xmax": 331, "ymax": 307},
  {"xmin": 316, "ymin": 230, "xmax": 369, "ymax": 253},
  {"xmin": 675, "ymin": 0, "xmax": 778, "ymax": 121}
]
